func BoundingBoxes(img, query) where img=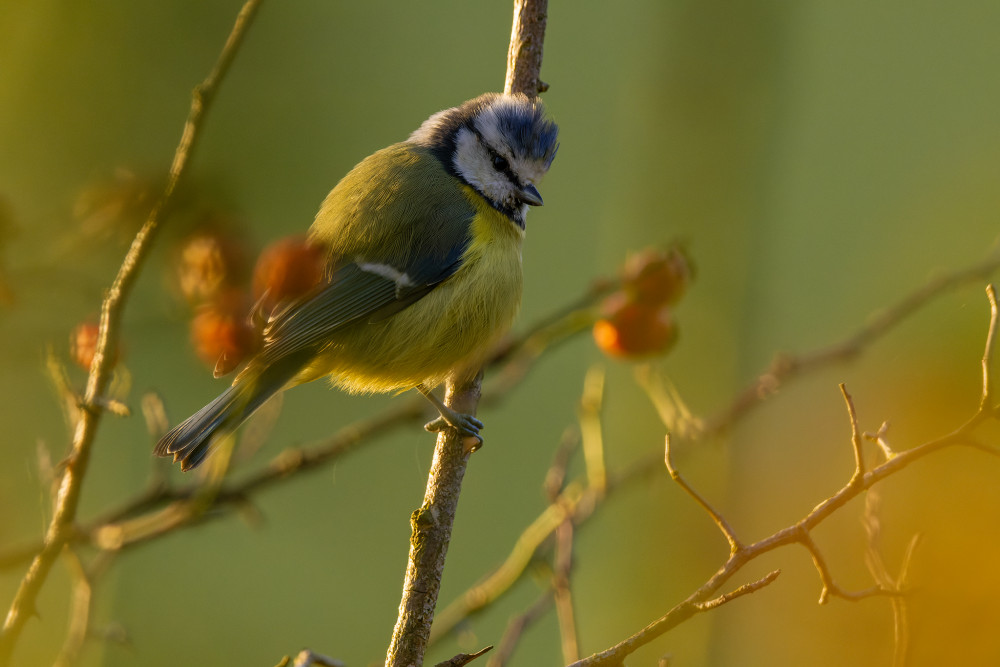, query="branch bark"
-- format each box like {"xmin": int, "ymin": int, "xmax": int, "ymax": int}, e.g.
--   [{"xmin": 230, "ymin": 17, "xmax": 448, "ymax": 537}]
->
[{"xmin": 386, "ymin": 377, "xmax": 480, "ymax": 667}]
